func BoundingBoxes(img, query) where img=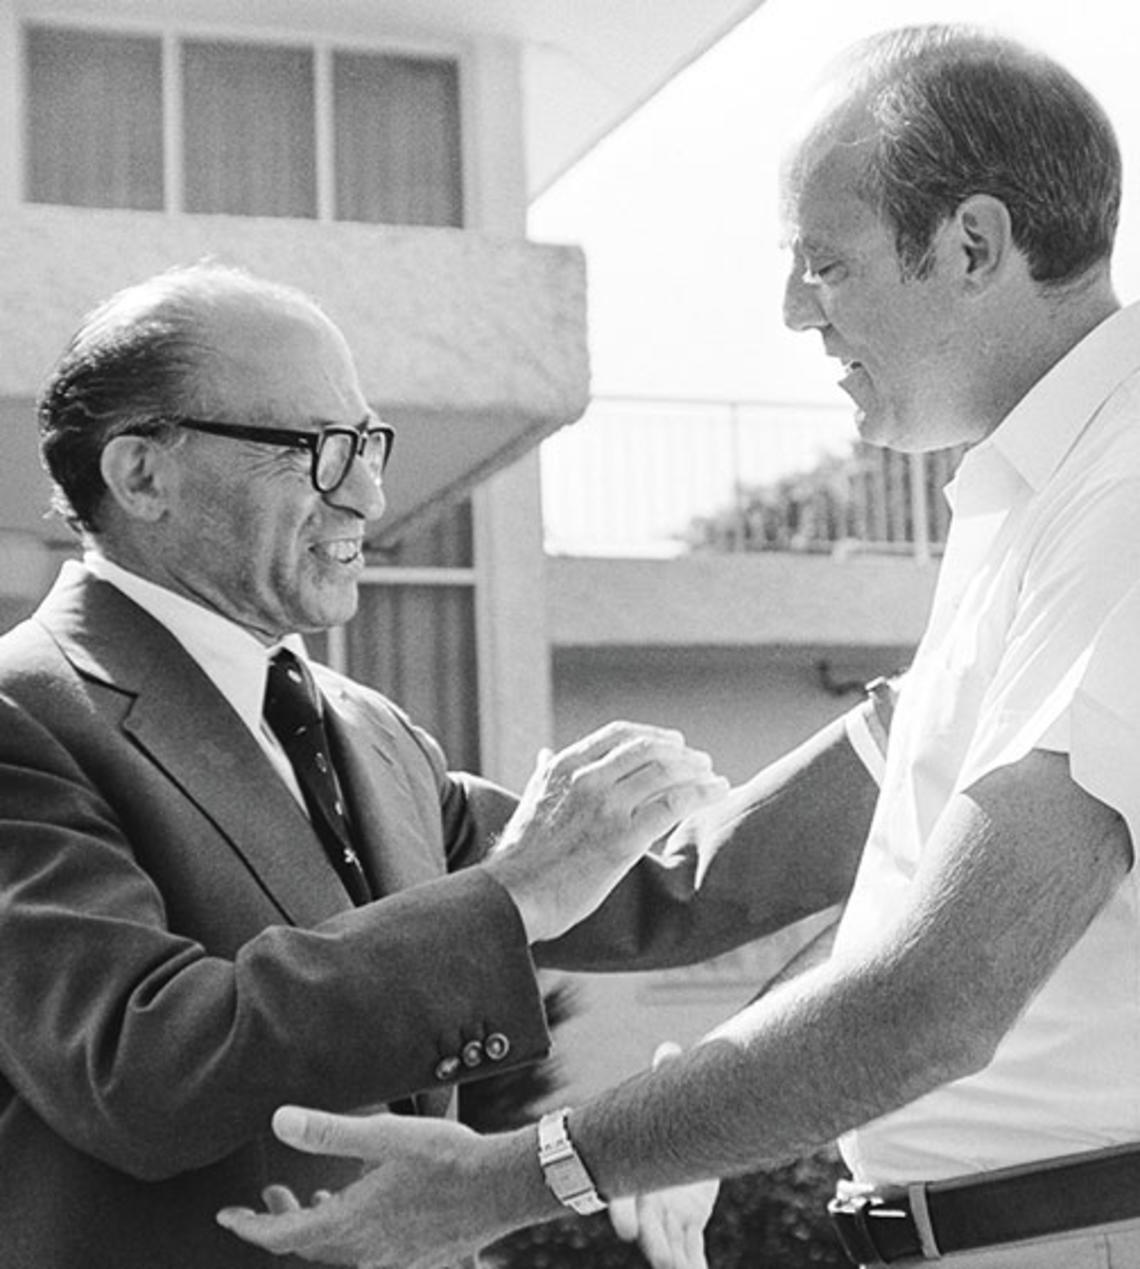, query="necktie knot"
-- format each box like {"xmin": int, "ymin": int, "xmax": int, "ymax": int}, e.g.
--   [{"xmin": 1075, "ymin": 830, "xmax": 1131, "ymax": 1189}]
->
[{"xmin": 264, "ymin": 649, "xmax": 321, "ymax": 740}]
